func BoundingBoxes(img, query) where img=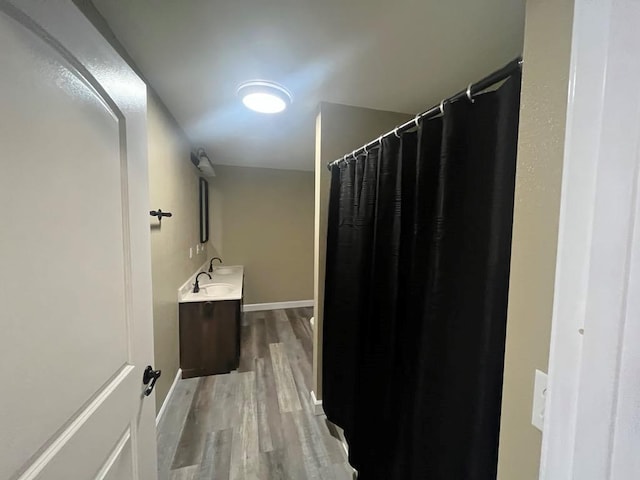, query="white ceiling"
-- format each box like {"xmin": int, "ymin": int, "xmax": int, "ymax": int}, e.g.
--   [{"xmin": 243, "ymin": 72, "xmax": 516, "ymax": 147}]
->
[{"xmin": 93, "ymin": 0, "xmax": 525, "ymax": 171}]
